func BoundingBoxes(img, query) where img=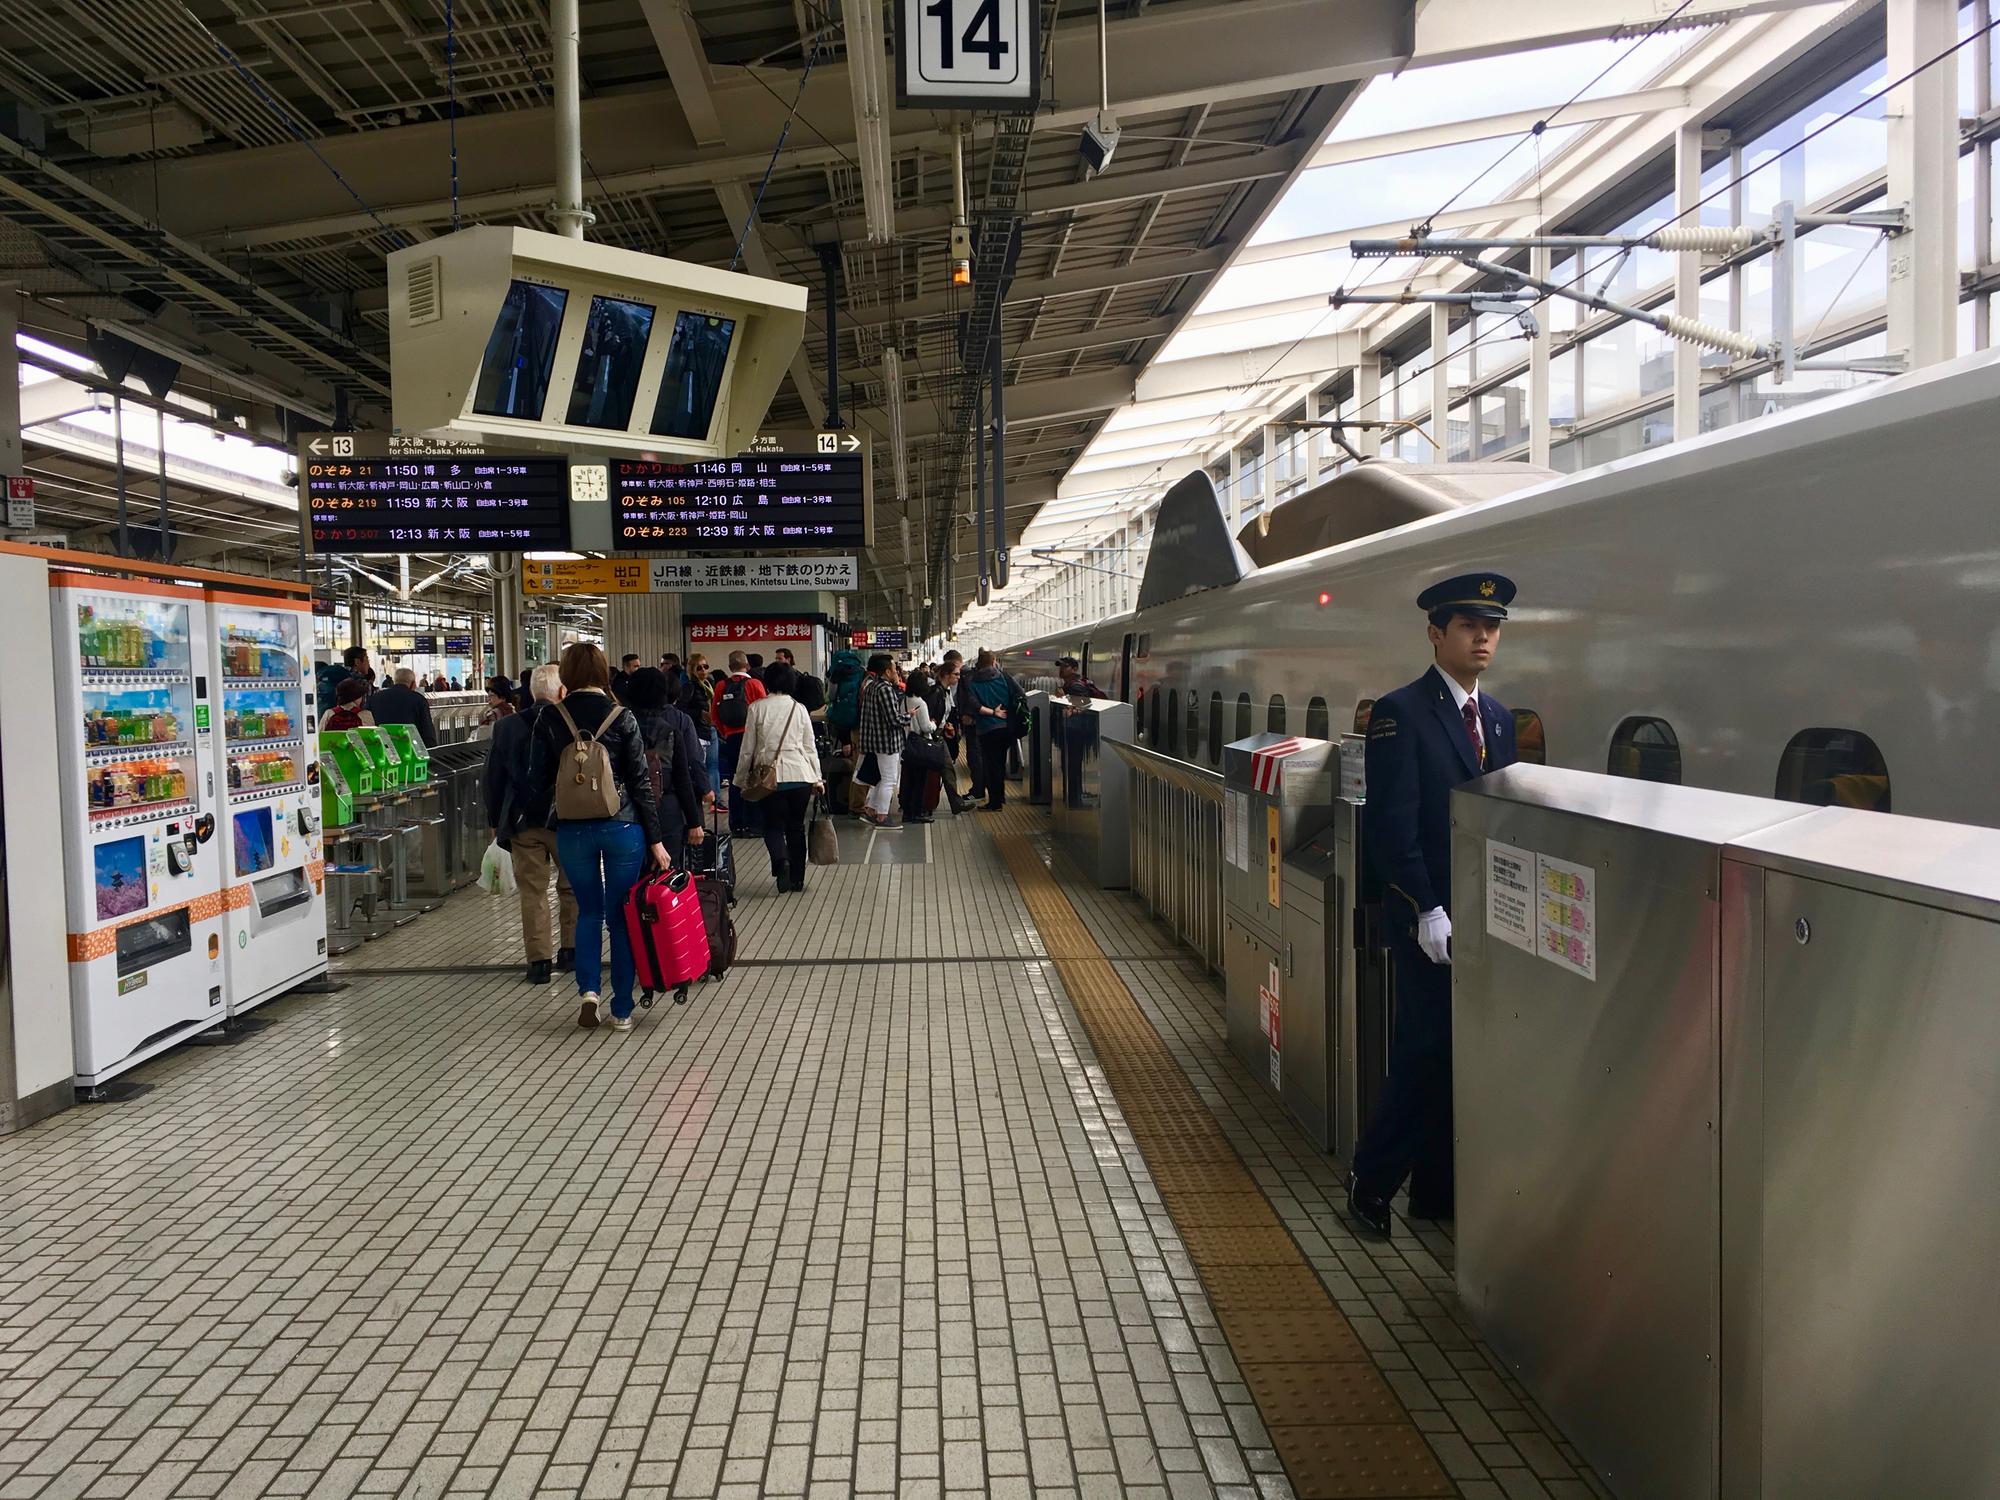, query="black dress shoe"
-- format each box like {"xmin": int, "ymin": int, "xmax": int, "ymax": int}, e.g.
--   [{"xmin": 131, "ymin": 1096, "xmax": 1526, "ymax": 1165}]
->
[
  {"xmin": 527, "ymin": 959, "xmax": 552, "ymax": 985},
  {"xmin": 554, "ymin": 946, "xmax": 575, "ymax": 972},
  {"xmin": 1346, "ymin": 1174, "xmax": 1392, "ymax": 1238},
  {"xmin": 908, "ymin": 813, "xmax": 934, "ymax": 824}
]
